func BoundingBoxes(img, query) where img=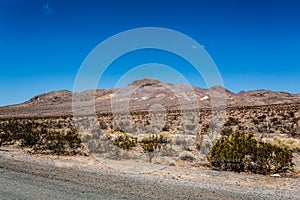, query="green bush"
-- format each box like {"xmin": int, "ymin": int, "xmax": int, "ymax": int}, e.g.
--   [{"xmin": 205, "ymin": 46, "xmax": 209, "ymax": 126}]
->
[
  {"xmin": 20, "ymin": 131, "xmax": 41, "ymax": 147},
  {"xmin": 0, "ymin": 120, "xmax": 82, "ymax": 155},
  {"xmin": 112, "ymin": 133, "xmax": 137, "ymax": 150},
  {"xmin": 139, "ymin": 134, "xmax": 169, "ymax": 162},
  {"xmin": 34, "ymin": 129, "xmax": 82, "ymax": 155},
  {"xmin": 251, "ymin": 142, "xmax": 294, "ymax": 174},
  {"xmin": 0, "ymin": 131, "xmax": 13, "ymax": 145},
  {"xmin": 208, "ymin": 129, "xmax": 294, "ymax": 174},
  {"xmin": 221, "ymin": 127, "xmax": 234, "ymax": 137},
  {"xmin": 18, "ymin": 123, "xmax": 44, "ymax": 147},
  {"xmin": 140, "ymin": 134, "xmax": 168, "ymax": 153}
]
